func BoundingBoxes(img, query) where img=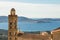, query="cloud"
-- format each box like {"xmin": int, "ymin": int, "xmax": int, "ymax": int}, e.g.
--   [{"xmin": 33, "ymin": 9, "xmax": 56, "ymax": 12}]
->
[{"xmin": 0, "ymin": 1, "xmax": 60, "ymax": 18}]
